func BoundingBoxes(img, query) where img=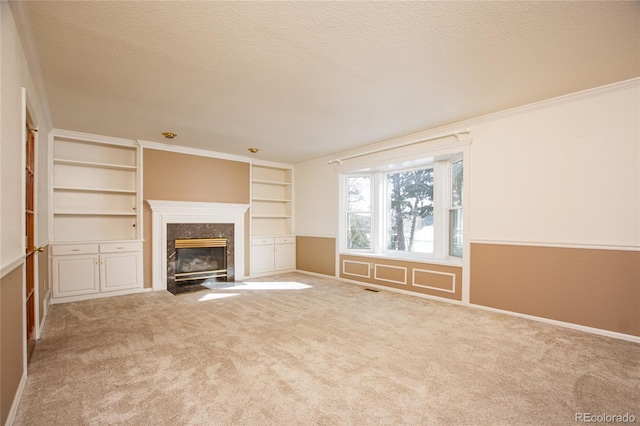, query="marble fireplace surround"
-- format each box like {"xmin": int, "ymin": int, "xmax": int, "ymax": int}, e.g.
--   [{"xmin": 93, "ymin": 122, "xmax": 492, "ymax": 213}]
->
[{"xmin": 147, "ymin": 200, "xmax": 250, "ymax": 292}]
